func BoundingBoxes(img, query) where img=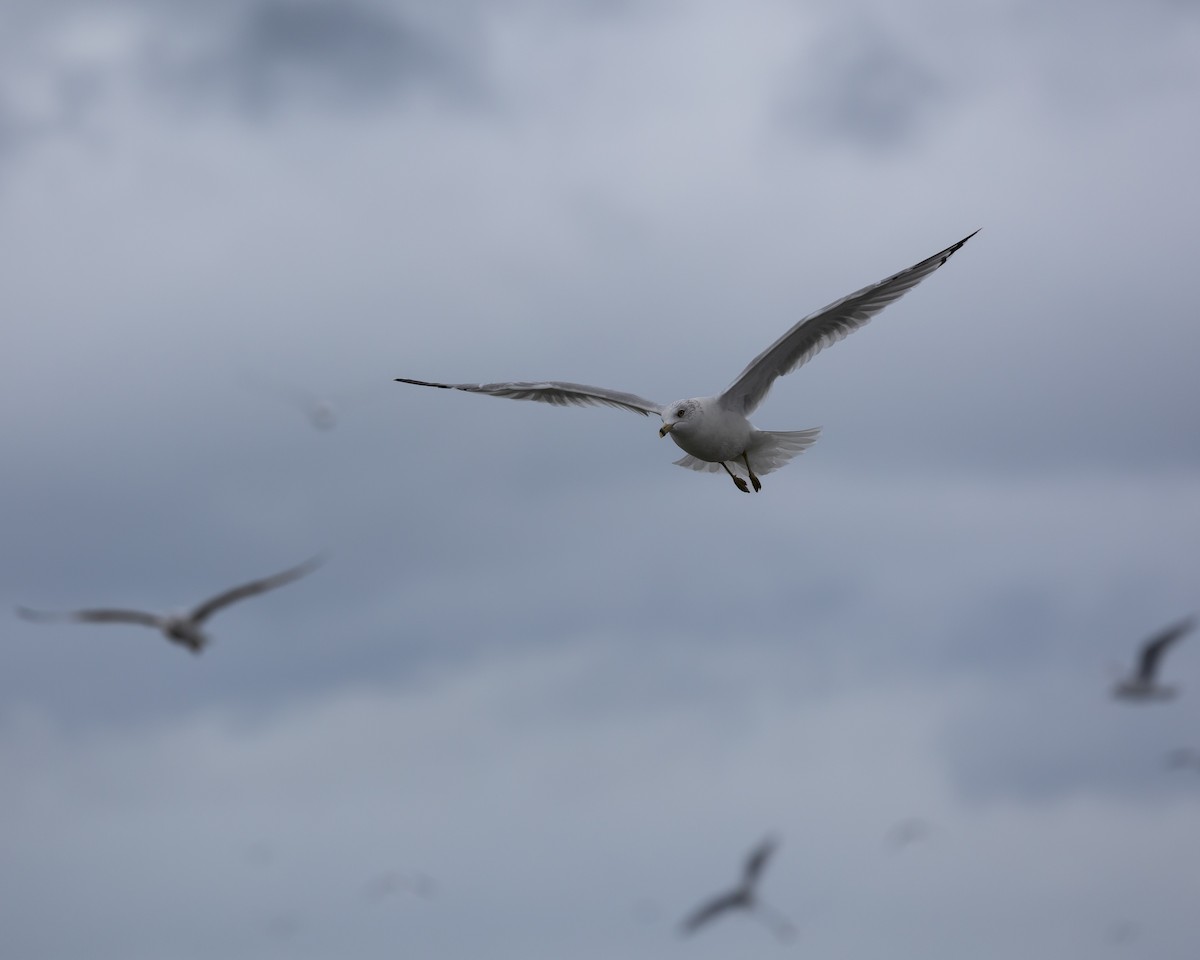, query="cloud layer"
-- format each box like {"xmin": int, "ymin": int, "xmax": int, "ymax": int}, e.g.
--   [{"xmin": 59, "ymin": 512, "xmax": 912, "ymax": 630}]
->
[{"xmin": 2, "ymin": 1, "xmax": 1199, "ymax": 957}]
